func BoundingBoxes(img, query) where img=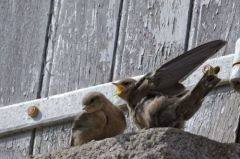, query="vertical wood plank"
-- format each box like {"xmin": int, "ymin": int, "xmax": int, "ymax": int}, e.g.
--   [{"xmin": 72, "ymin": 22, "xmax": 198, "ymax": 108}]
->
[
  {"xmin": 0, "ymin": 133, "xmax": 32, "ymax": 159},
  {"xmin": 185, "ymin": 0, "xmax": 240, "ymax": 143},
  {"xmin": 185, "ymin": 87, "xmax": 240, "ymax": 143},
  {"xmin": 0, "ymin": 0, "xmax": 51, "ymax": 158},
  {"xmin": 41, "ymin": 0, "xmax": 122, "ymax": 96},
  {"xmin": 33, "ymin": 0, "xmax": 122, "ymax": 154},
  {"xmin": 112, "ymin": 0, "xmax": 191, "ymax": 132},
  {"xmin": 188, "ymin": 0, "xmax": 240, "ymax": 56},
  {"xmin": 0, "ymin": 0, "xmax": 51, "ymax": 107},
  {"xmin": 113, "ymin": 0, "xmax": 191, "ymax": 79}
]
